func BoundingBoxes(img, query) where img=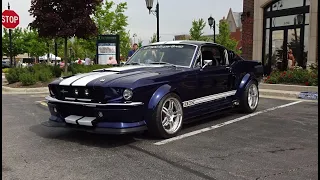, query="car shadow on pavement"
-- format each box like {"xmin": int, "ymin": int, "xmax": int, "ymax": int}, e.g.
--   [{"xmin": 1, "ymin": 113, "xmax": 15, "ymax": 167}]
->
[{"xmin": 29, "ymin": 124, "xmax": 138, "ymax": 148}]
